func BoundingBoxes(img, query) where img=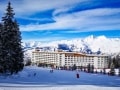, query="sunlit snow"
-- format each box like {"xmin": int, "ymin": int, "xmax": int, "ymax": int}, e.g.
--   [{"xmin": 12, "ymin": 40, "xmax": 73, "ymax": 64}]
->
[{"xmin": 0, "ymin": 66, "xmax": 120, "ymax": 90}]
